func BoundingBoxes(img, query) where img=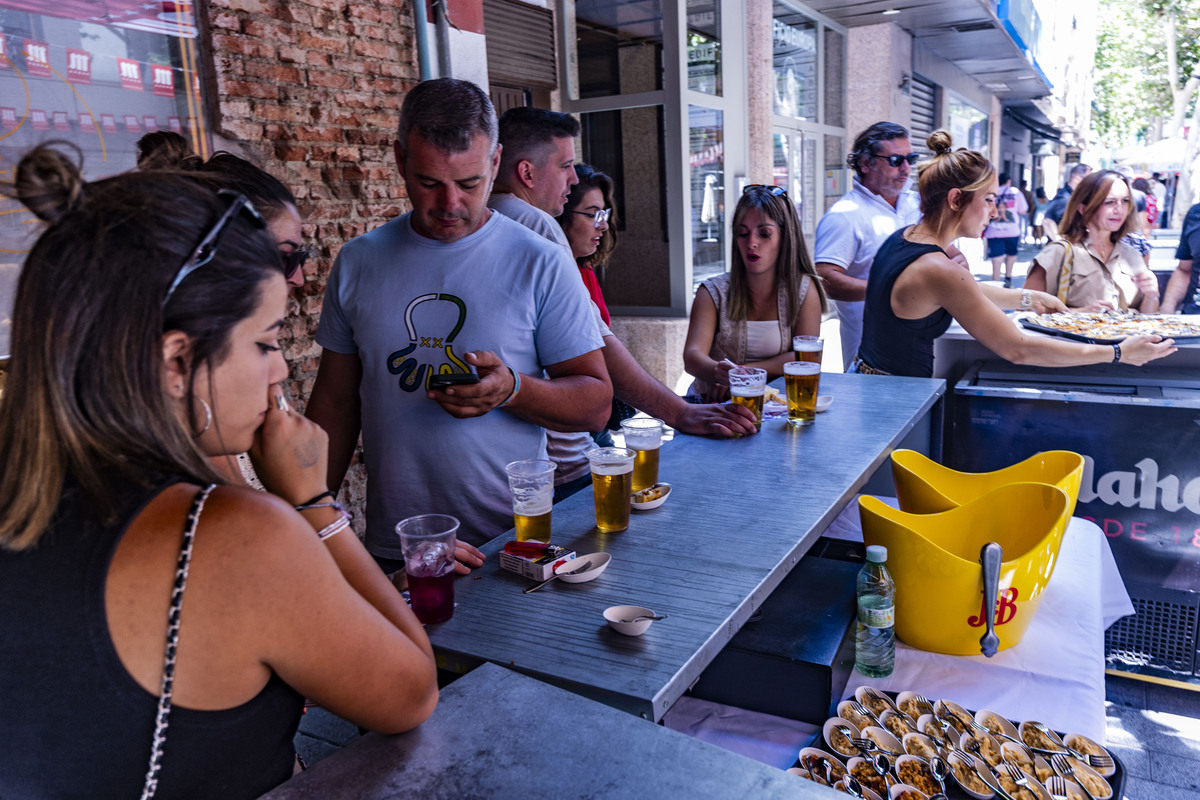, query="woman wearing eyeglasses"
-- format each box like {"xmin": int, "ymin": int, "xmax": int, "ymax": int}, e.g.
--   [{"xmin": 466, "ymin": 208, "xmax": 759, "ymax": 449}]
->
[
  {"xmin": 683, "ymin": 184, "xmax": 828, "ymax": 402},
  {"xmin": 556, "ymin": 164, "xmax": 617, "ymax": 324},
  {"xmin": 852, "ymin": 132, "xmax": 1174, "ymax": 378},
  {"xmin": 0, "ymin": 145, "xmax": 437, "ymax": 799}
]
